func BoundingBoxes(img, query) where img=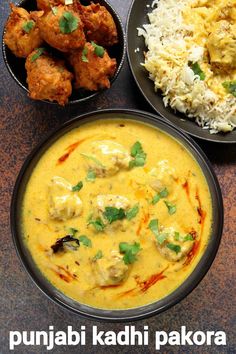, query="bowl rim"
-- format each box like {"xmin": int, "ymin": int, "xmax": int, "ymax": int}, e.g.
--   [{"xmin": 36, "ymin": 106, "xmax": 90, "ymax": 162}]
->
[
  {"xmin": 126, "ymin": 0, "xmax": 236, "ymax": 144},
  {"xmin": 1, "ymin": 0, "xmax": 126, "ymax": 105},
  {"xmin": 10, "ymin": 108, "xmax": 224, "ymax": 322}
]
